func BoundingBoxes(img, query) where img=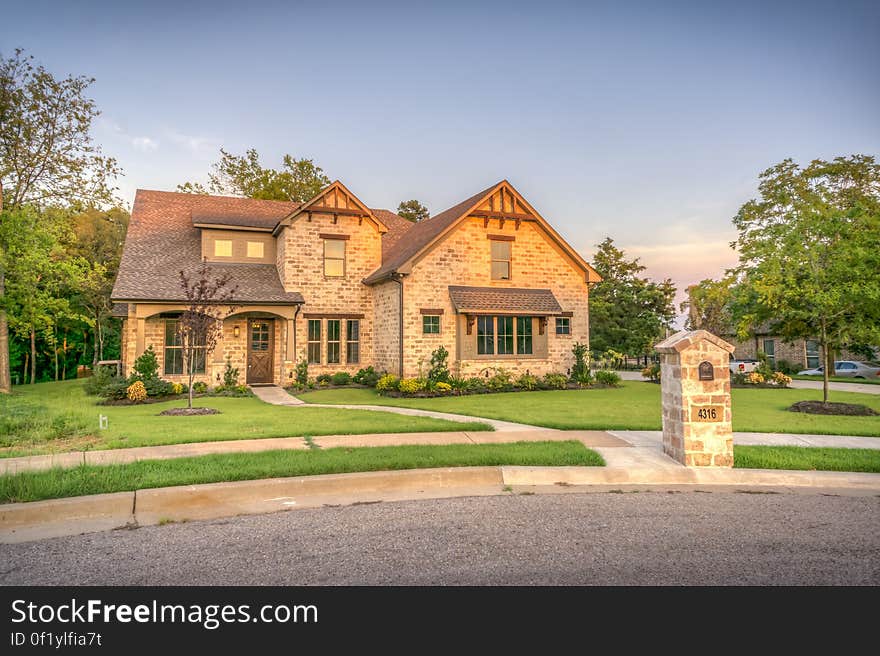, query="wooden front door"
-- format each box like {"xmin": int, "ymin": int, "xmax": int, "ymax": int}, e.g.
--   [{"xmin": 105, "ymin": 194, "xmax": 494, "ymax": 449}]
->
[{"xmin": 247, "ymin": 320, "xmax": 274, "ymax": 384}]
